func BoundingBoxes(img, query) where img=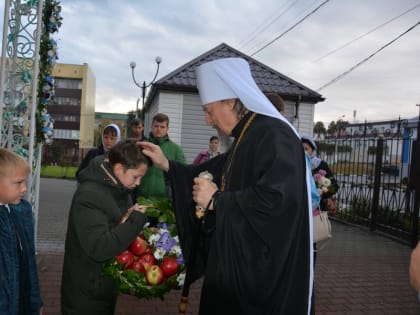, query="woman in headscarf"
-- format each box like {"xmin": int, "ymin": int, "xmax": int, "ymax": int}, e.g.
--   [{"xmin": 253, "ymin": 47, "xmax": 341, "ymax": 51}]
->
[
  {"xmin": 192, "ymin": 135, "xmax": 220, "ymax": 165},
  {"xmin": 76, "ymin": 123, "xmax": 121, "ymax": 178},
  {"xmin": 302, "ymin": 135, "xmax": 338, "ymax": 216}
]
